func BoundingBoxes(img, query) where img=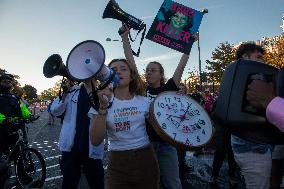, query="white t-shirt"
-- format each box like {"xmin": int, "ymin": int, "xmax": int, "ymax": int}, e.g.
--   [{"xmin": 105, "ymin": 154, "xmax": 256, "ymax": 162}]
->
[{"xmin": 89, "ymin": 95, "xmax": 150, "ymax": 151}]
